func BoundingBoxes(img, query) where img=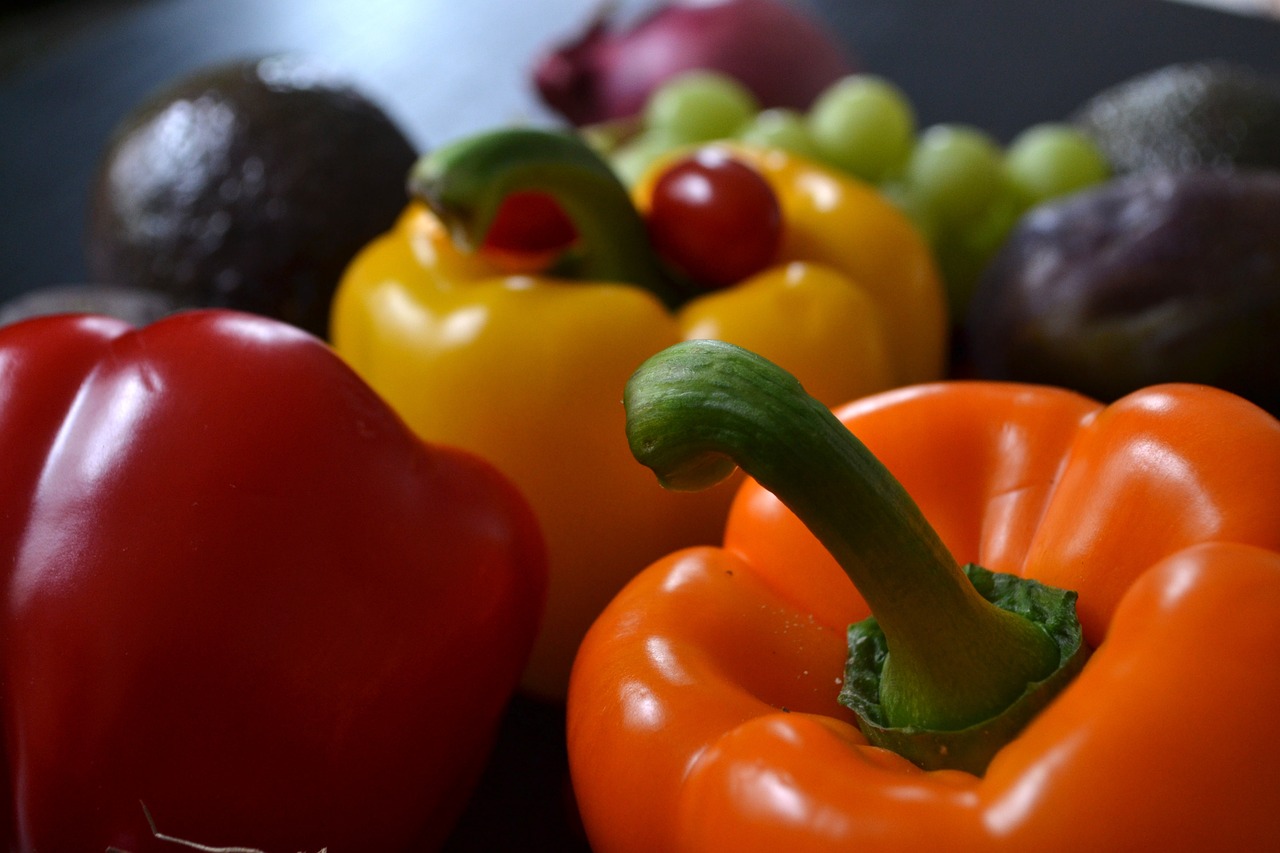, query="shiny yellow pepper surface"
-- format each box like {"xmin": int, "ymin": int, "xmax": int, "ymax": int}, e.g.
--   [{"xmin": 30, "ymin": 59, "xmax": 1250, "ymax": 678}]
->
[{"xmin": 331, "ymin": 129, "xmax": 946, "ymax": 699}]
